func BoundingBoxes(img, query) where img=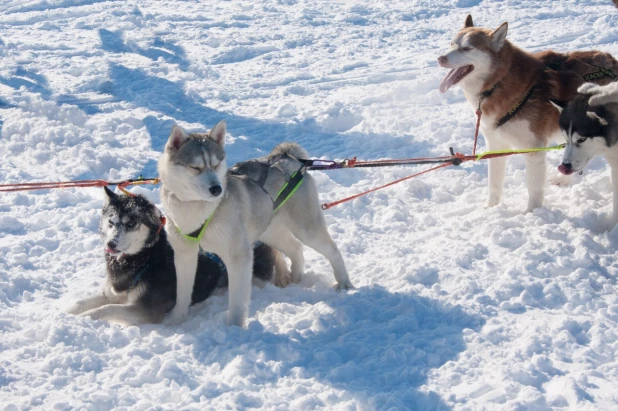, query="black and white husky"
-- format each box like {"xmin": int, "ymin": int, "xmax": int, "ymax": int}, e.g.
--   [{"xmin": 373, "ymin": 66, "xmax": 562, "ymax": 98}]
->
[
  {"xmin": 158, "ymin": 121, "xmax": 353, "ymax": 327},
  {"xmin": 67, "ymin": 187, "xmax": 286, "ymax": 326},
  {"xmin": 552, "ymin": 83, "xmax": 618, "ymax": 229}
]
